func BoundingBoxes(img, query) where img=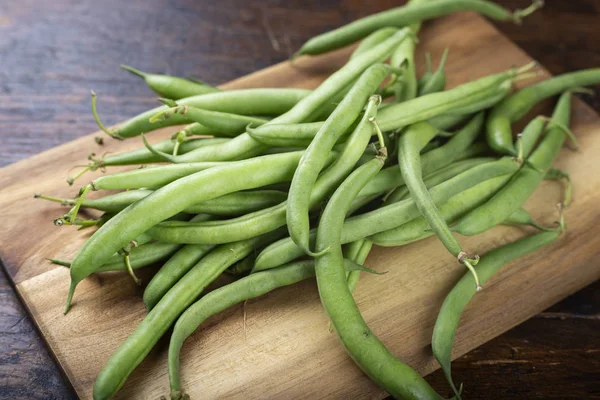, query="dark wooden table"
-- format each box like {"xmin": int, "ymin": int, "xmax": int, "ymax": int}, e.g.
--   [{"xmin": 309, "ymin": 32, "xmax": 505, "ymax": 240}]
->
[{"xmin": 0, "ymin": 1, "xmax": 598, "ymax": 399}]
